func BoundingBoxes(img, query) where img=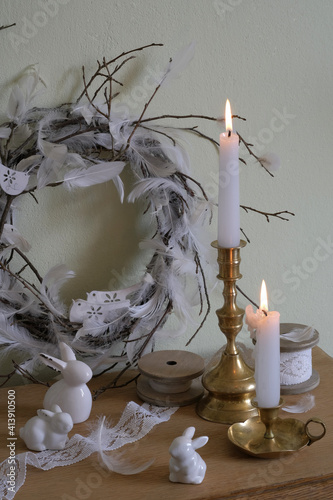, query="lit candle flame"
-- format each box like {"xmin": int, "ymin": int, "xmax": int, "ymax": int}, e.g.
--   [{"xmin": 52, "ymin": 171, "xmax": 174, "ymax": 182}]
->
[
  {"xmin": 225, "ymin": 99, "xmax": 233, "ymax": 132},
  {"xmin": 260, "ymin": 279, "xmax": 268, "ymax": 313}
]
